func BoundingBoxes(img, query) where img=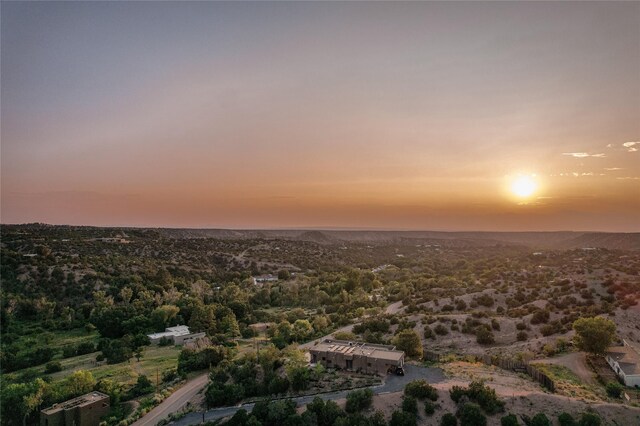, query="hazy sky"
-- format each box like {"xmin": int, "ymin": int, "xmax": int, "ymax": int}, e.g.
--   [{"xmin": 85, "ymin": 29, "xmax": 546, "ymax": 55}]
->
[{"xmin": 2, "ymin": 1, "xmax": 639, "ymax": 231}]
